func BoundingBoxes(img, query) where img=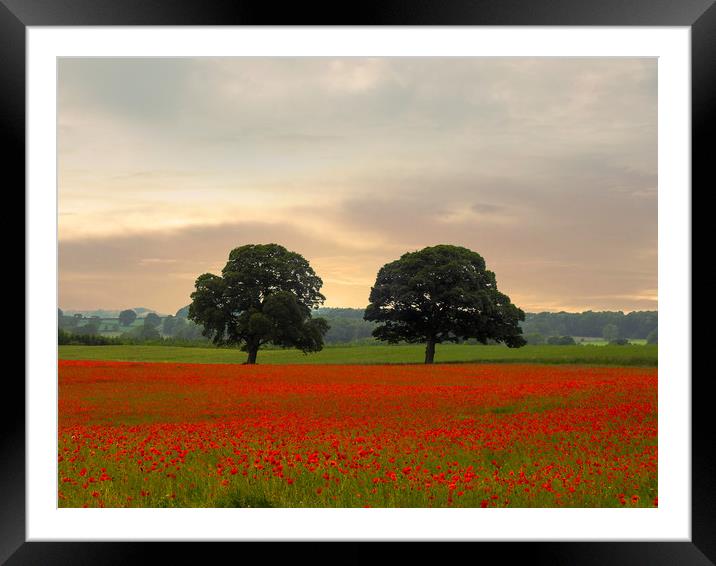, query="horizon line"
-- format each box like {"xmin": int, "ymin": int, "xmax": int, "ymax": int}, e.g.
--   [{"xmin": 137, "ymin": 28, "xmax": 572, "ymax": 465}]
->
[{"xmin": 59, "ymin": 305, "xmax": 659, "ymax": 316}]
